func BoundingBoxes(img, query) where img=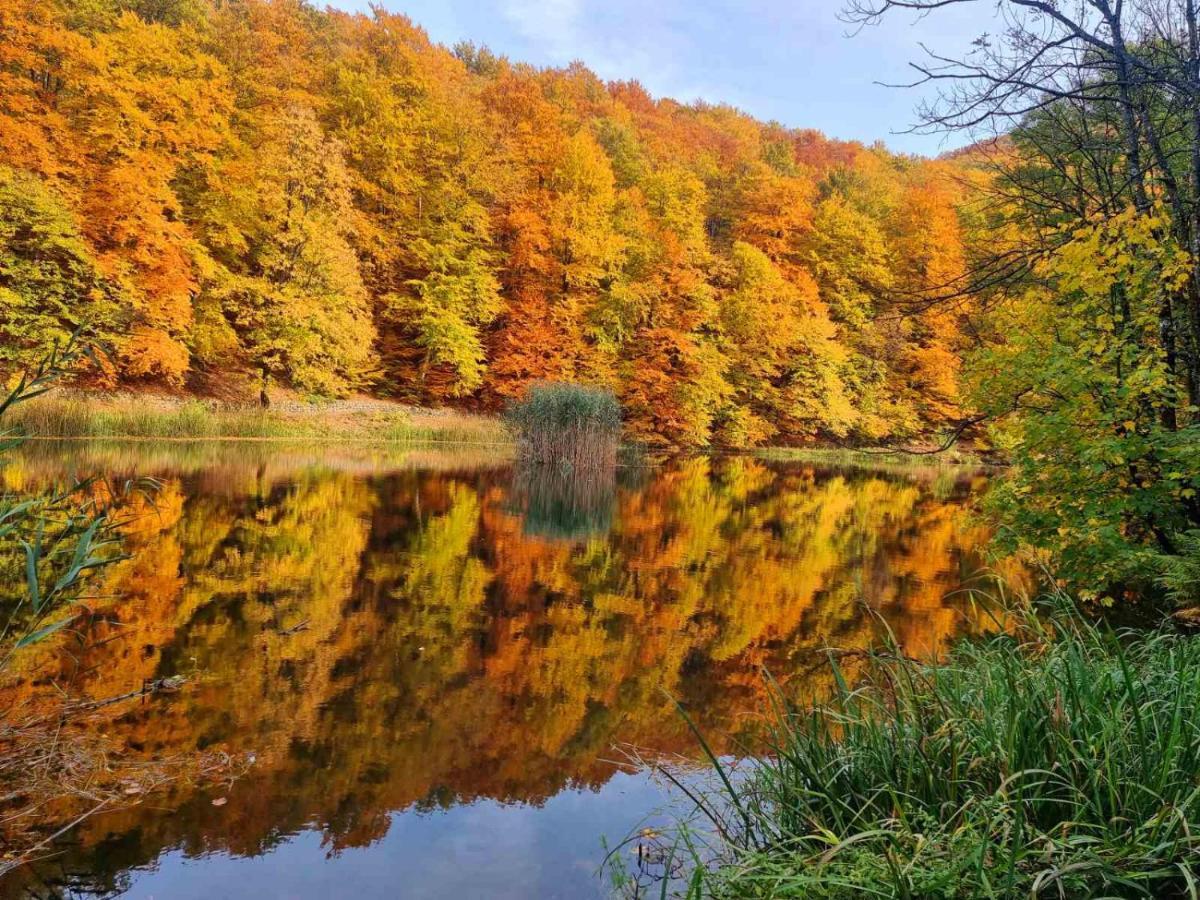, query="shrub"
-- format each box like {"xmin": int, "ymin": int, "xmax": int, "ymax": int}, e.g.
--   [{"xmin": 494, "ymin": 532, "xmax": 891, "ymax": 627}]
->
[{"xmin": 505, "ymin": 382, "xmax": 620, "ymax": 469}]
